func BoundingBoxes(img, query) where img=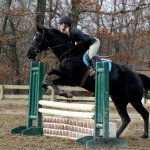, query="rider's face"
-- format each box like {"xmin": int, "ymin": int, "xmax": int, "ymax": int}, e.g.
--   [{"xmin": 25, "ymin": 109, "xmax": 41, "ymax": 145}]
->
[{"xmin": 58, "ymin": 23, "xmax": 65, "ymax": 31}]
